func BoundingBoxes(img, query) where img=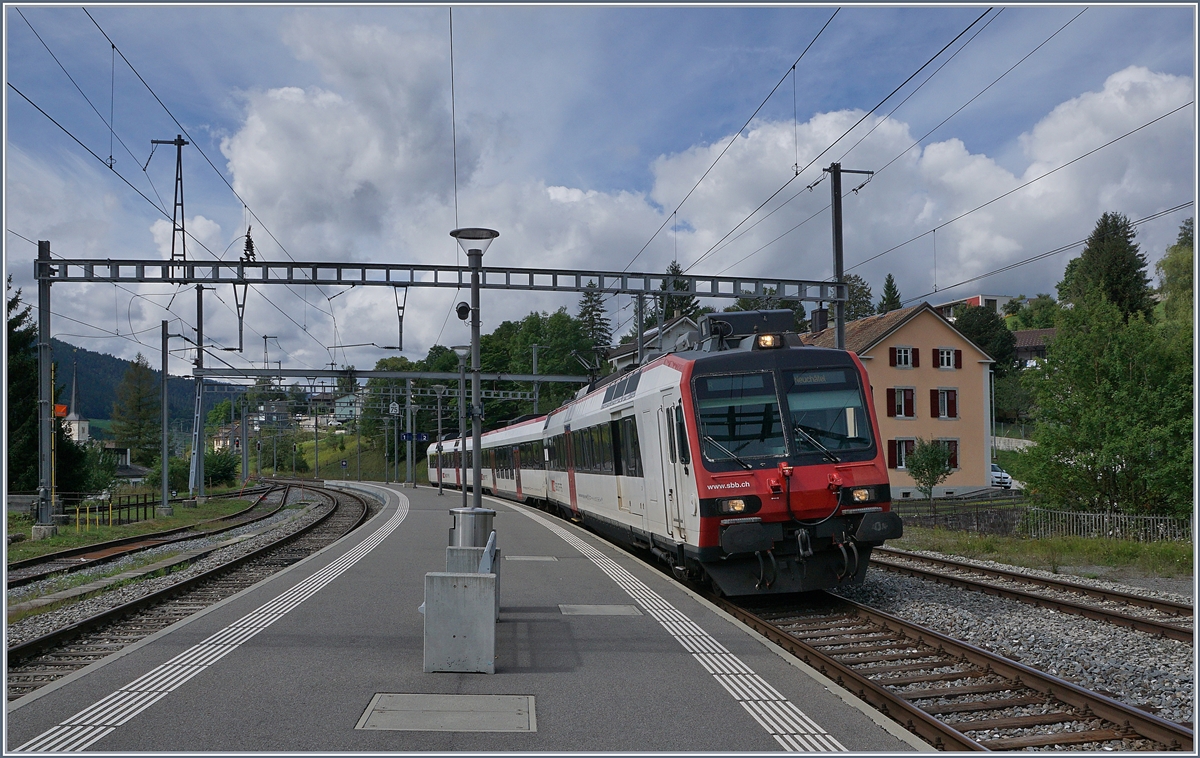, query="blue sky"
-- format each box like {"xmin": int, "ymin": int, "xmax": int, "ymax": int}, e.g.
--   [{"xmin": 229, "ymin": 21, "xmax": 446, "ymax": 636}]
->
[{"xmin": 4, "ymin": 4, "xmax": 1195, "ymax": 376}]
